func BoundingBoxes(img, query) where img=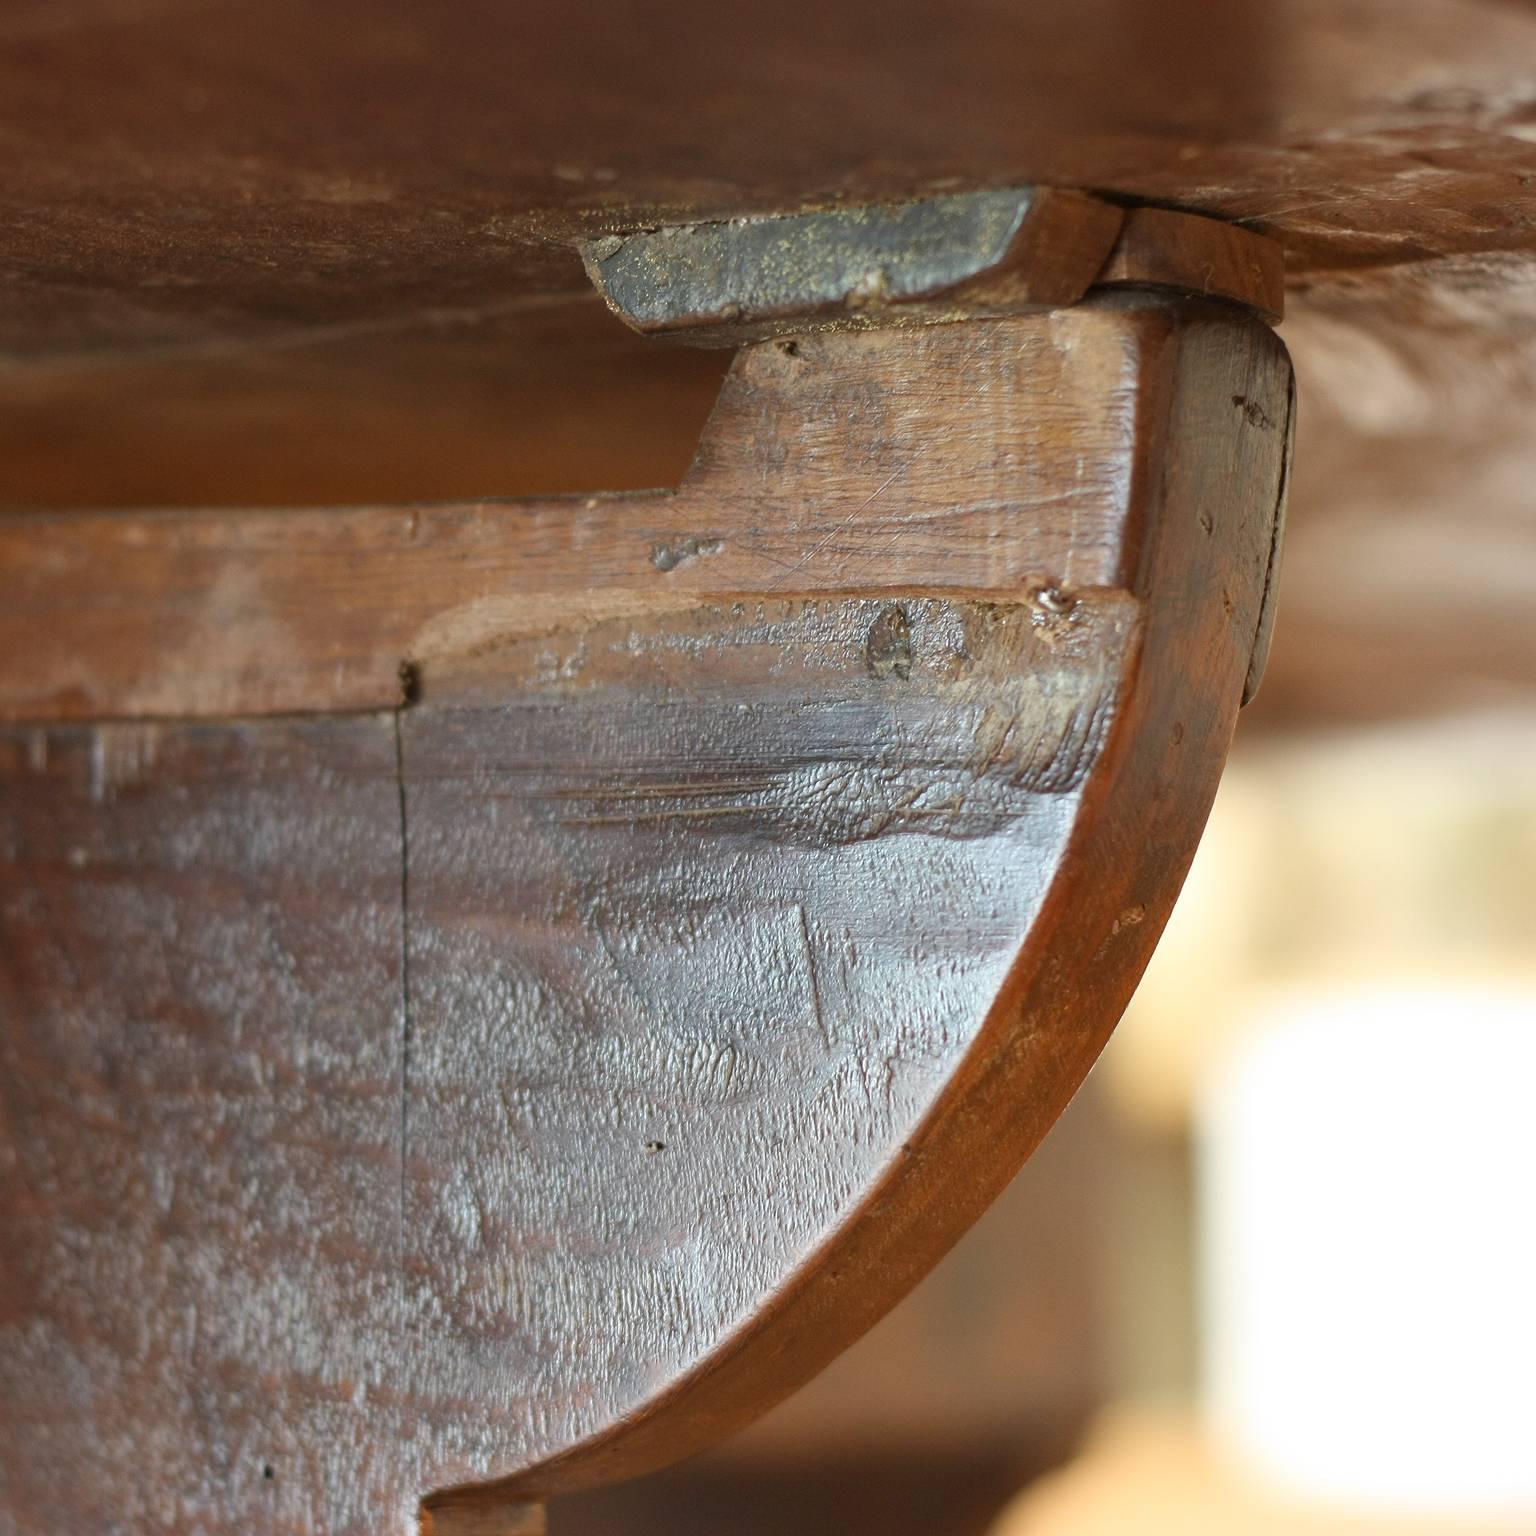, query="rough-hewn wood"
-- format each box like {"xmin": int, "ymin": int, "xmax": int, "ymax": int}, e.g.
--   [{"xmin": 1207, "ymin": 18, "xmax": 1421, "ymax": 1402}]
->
[
  {"xmin": 5, "ymin": 300, "xmax": 1203, "ymax": 724},
  {"xmin": 0, "ymin": 300, "xmax": 1291, "ymax": 1532}
]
